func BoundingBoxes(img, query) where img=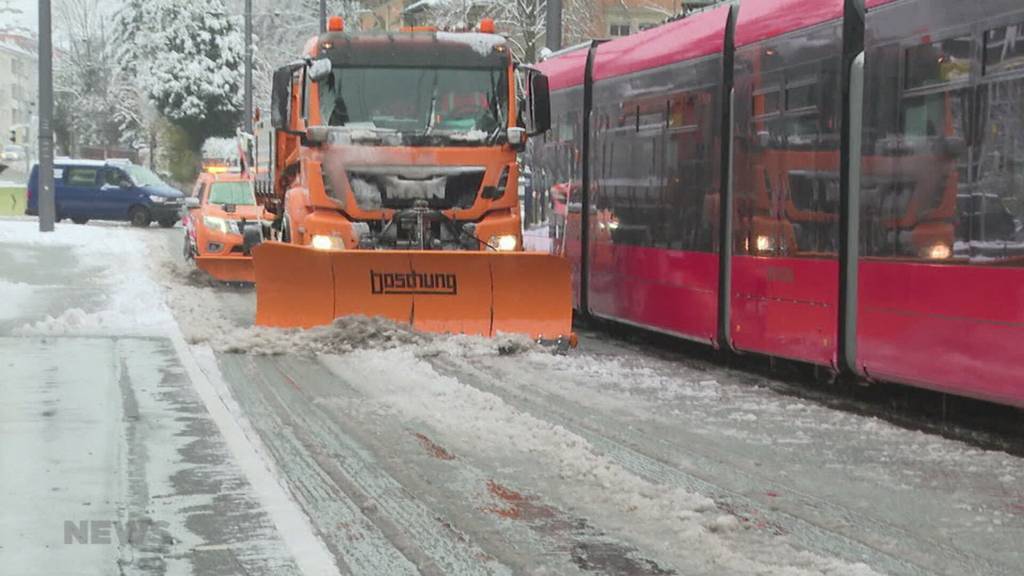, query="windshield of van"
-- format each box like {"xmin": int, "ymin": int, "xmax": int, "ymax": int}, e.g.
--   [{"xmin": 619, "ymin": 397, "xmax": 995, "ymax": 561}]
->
[
  {"xmin": 122, "ymin": 164, "xmax": 165, "ymax": 187},
  {"xmin": 208, "ymin": 181, "xmax": 256, "ymax": 205}
]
